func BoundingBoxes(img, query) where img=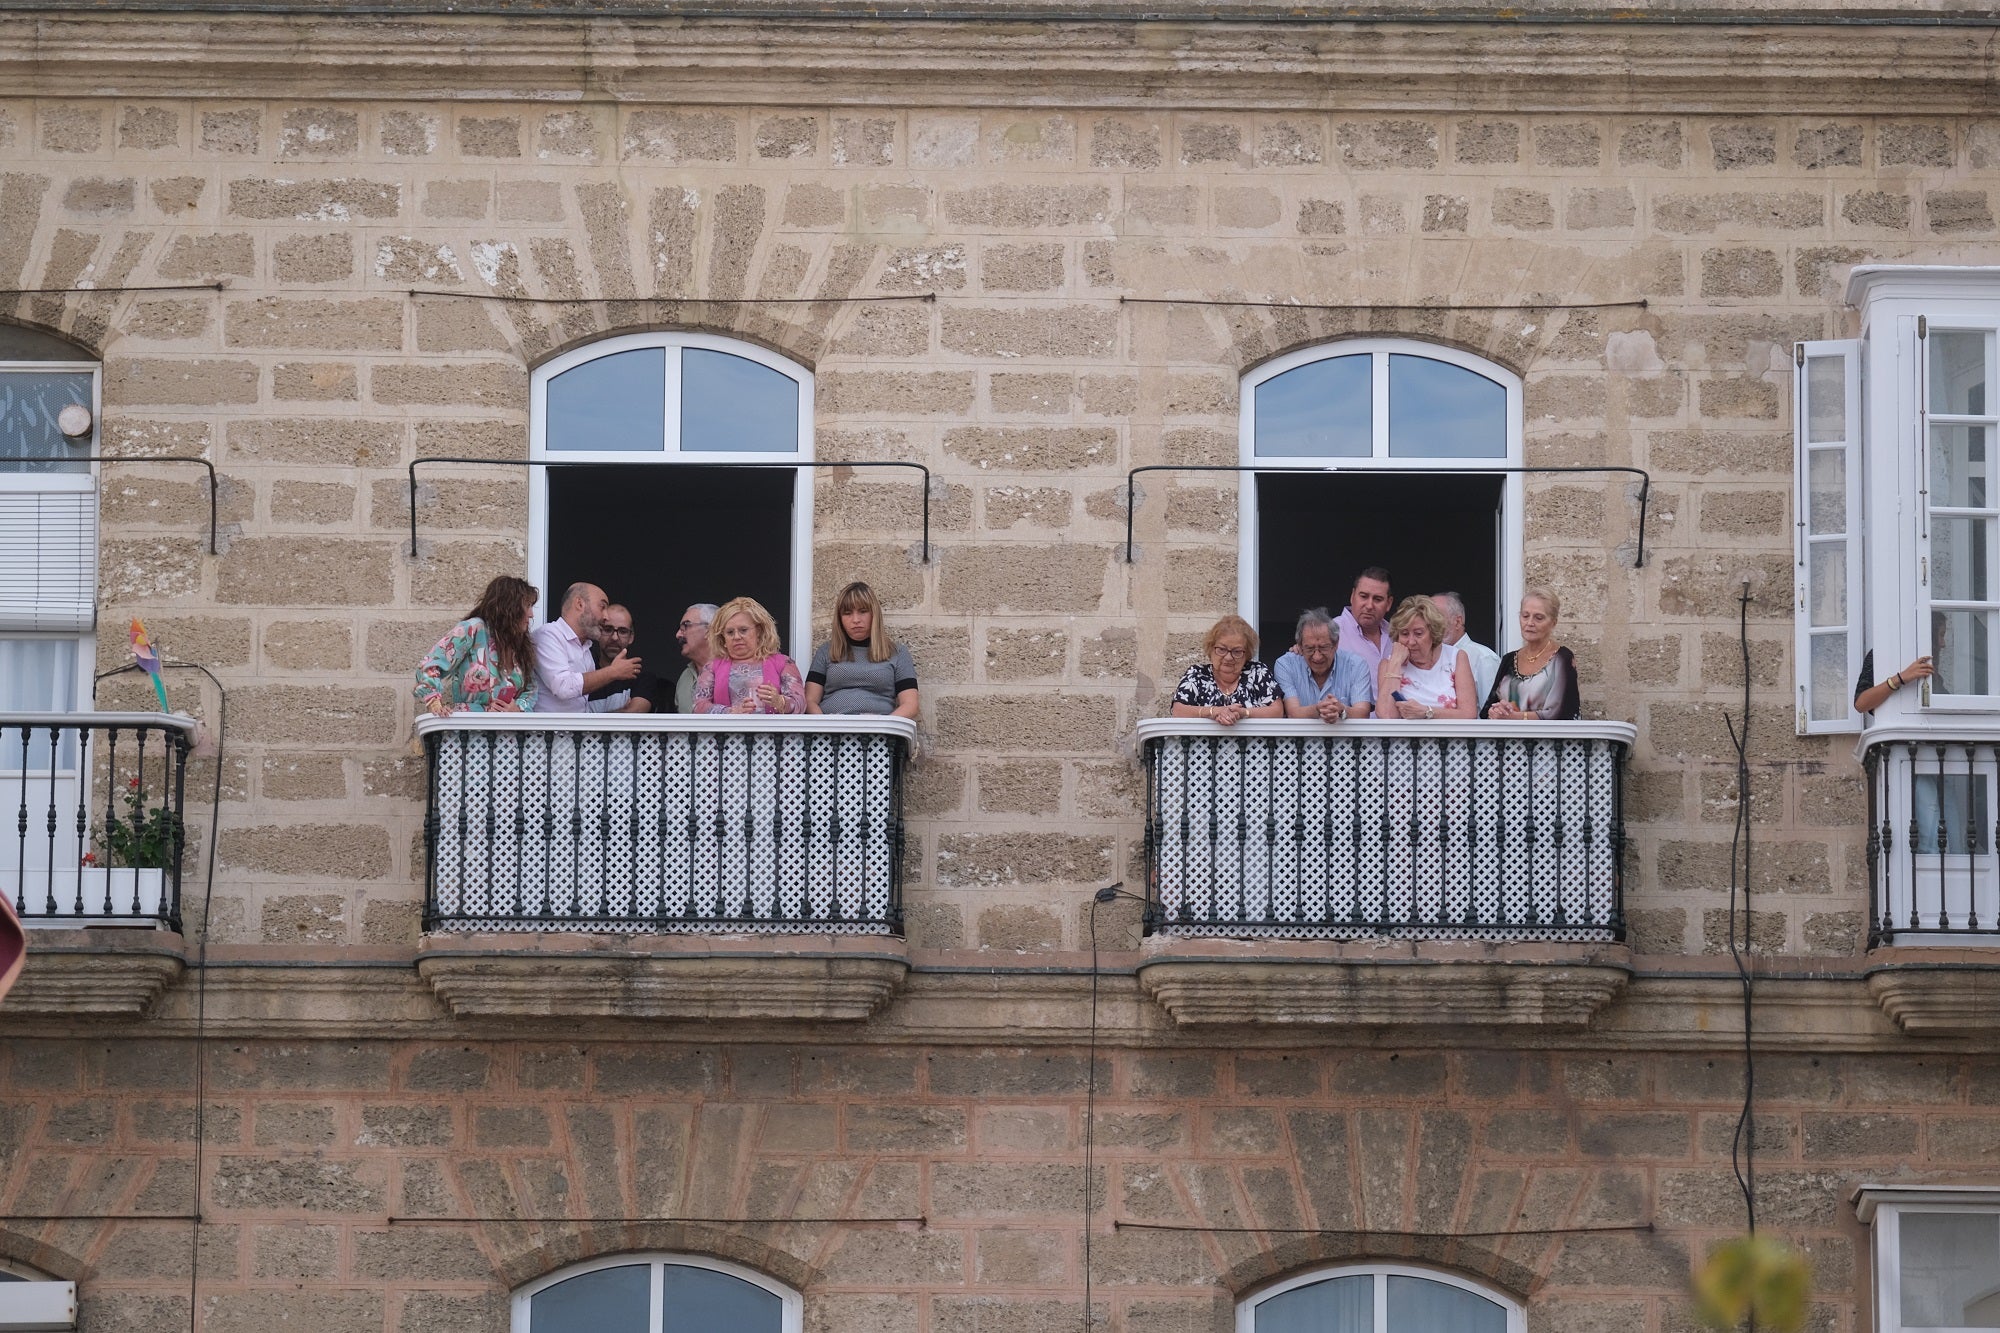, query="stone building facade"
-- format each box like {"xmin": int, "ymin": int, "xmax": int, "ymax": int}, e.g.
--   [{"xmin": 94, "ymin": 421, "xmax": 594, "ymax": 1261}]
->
[{"xmin": 3, "ymin": 5, "xmax": 2000, "ymax": 1331}]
